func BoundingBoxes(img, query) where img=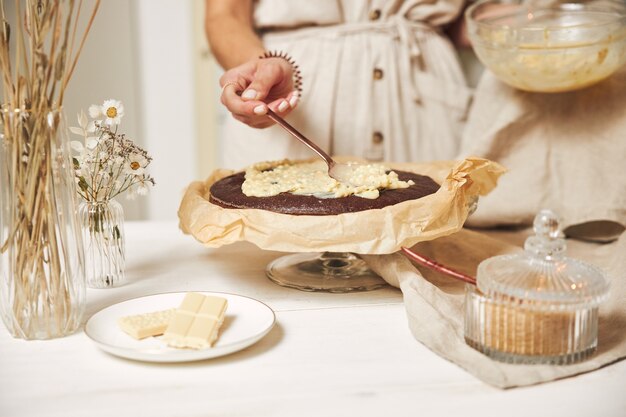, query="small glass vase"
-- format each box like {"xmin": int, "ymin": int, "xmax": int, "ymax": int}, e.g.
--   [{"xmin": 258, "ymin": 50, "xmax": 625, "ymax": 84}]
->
[
  {"xmin": 0, "ymin": 108, "xmax": 86, "ymax": 339},
  {"xmin": 79, "ymin": 200, "xmax": 126, "ymax": 288}
]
